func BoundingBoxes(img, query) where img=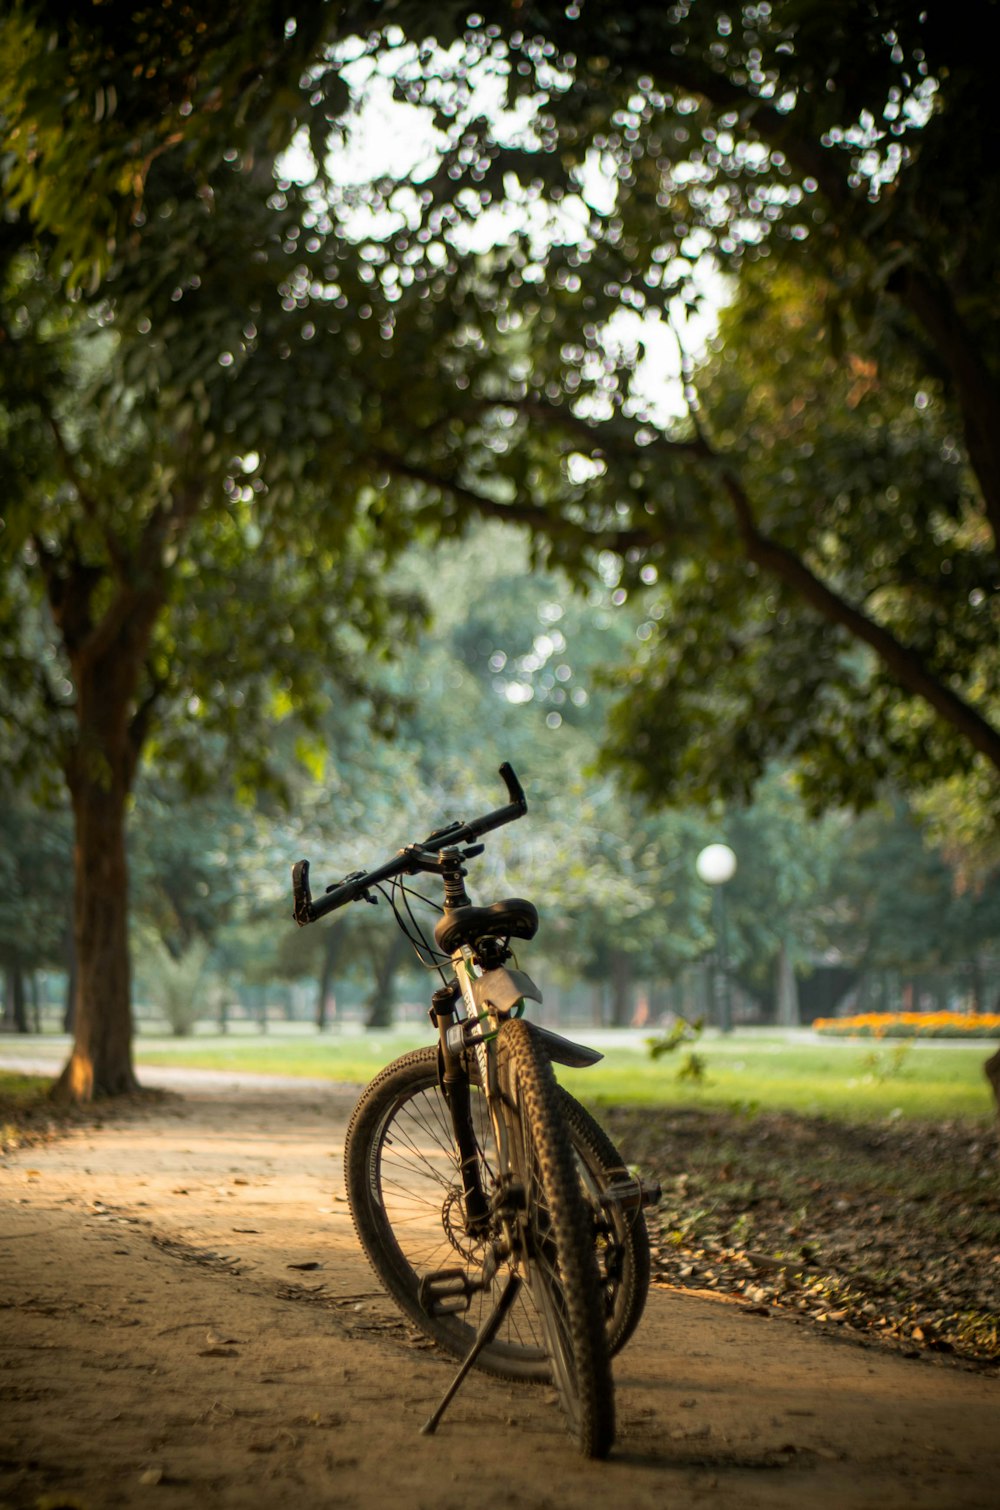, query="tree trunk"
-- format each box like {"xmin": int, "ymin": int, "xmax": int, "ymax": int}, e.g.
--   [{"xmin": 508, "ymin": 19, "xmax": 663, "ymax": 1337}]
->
[
  {"xmin": 53, "ymin": 768, "xmax": 138, "ymax": 1100},
  {"xmin": 775, "ymin": 939, "xmax": 801, "ymax": 1027},
  {"xmin": 316, "ymin": 926, "xmax": 340, "ymax": 1031},
  {"xmin": 985, "ymin": 1049, "xmax": 1000, "ymax": 1122},
  {"xmin": 3, "ymin": 968, "xmax": 29, "ymax": 1034},
  {"xmin": 609, "ymin": 949, "xmax": 632, "ymax": 1027},
  {"xmin": 365, "ymin": 933, "xmax": 409, "ymax": 1030},
  {"xmin": 49, "ymin": 618, "xmax": 158, "ymax": 1102}
]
